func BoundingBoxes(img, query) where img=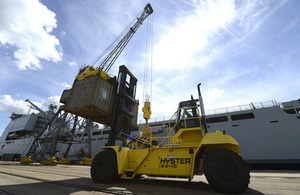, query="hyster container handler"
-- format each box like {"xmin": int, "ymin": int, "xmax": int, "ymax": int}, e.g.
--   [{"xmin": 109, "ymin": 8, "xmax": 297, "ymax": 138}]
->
[{"xmin": 91, "ymin": 84, "xmax": 250, "ymax": 194}]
